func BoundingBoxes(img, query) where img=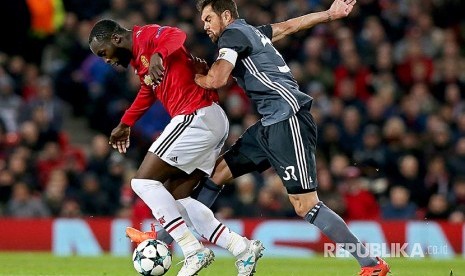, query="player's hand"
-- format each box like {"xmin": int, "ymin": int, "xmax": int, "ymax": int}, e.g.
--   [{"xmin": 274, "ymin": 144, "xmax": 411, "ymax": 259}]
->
[
  {"xmin": 149, "ymin": 53, "xmax": 165, "ymax": 85},
  {"xmin": 194, "ymin": 74, "xmax": 206, "ymax": 87},
  {"xmin": 328, "ymin": 0, "xmax": 356, "ymax": 20},
  {"xmin": 191, "ymin": 55, "xmax": 209, "ymax": 75},
  {"xmin": 109, "ymin": 123, "xmax": 131, "ymax": 154}
]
